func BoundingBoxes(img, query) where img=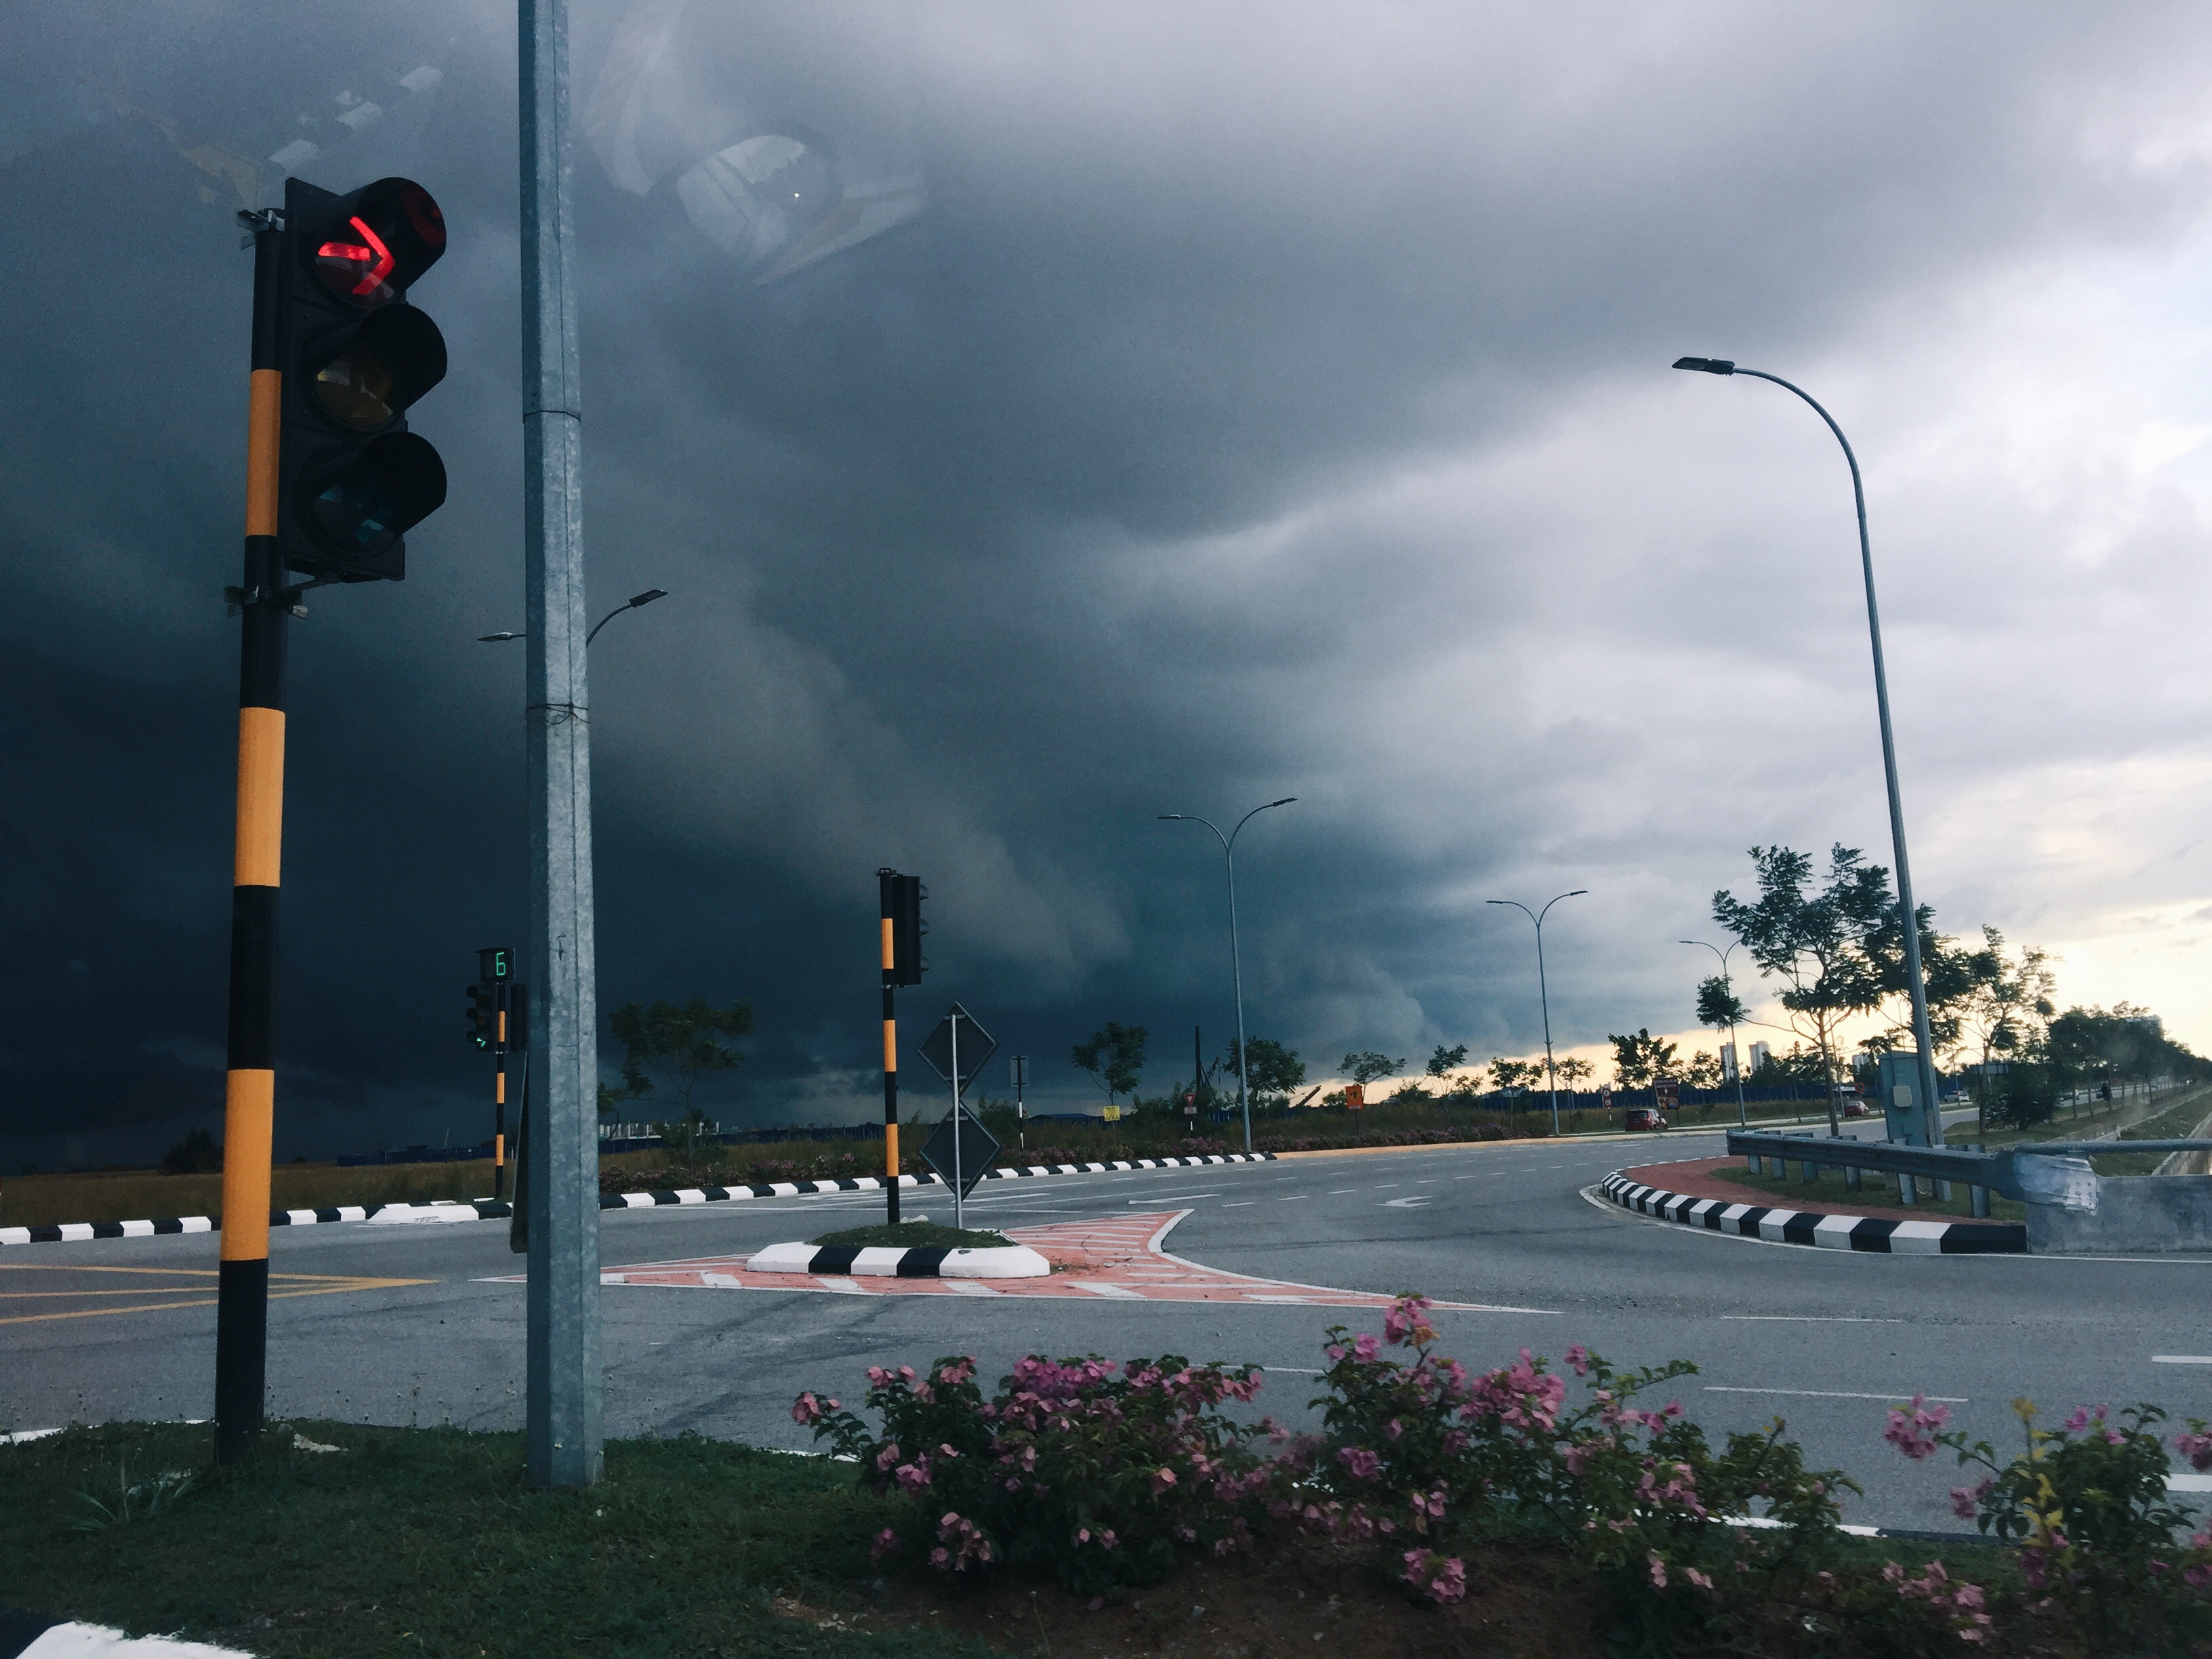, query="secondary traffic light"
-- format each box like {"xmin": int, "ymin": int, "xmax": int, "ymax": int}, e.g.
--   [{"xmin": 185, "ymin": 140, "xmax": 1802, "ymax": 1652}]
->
[
  {"xmin": 466, "ymin": 983, "xmax": 495, "ymax": 1050},
  {"xmin": 279, "ymin": 176, "xmax": 450, "ymax": 582},
  {"xmin": 882, "ymin": 871, "xmax": 926, "ymax": 985}
]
